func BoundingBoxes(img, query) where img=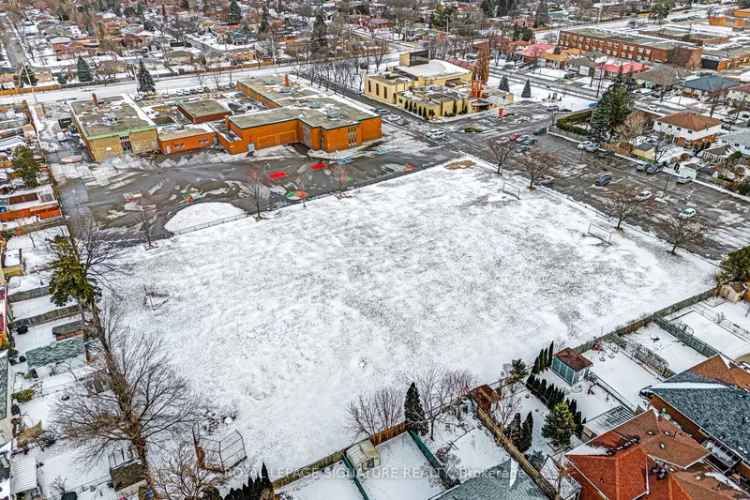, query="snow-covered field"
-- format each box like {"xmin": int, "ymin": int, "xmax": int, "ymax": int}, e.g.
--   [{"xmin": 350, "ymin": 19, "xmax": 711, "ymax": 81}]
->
[
  {"xmin": 625, "ymin": 323, "xmax": 707, "ymax": 373},
  {"xmin": 584, "ymin": 344, "xmax": 662, "ymax": 409},
  {"xmin": 111, "ymin": 159, "xmax": 714, "ymax": 473}
]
